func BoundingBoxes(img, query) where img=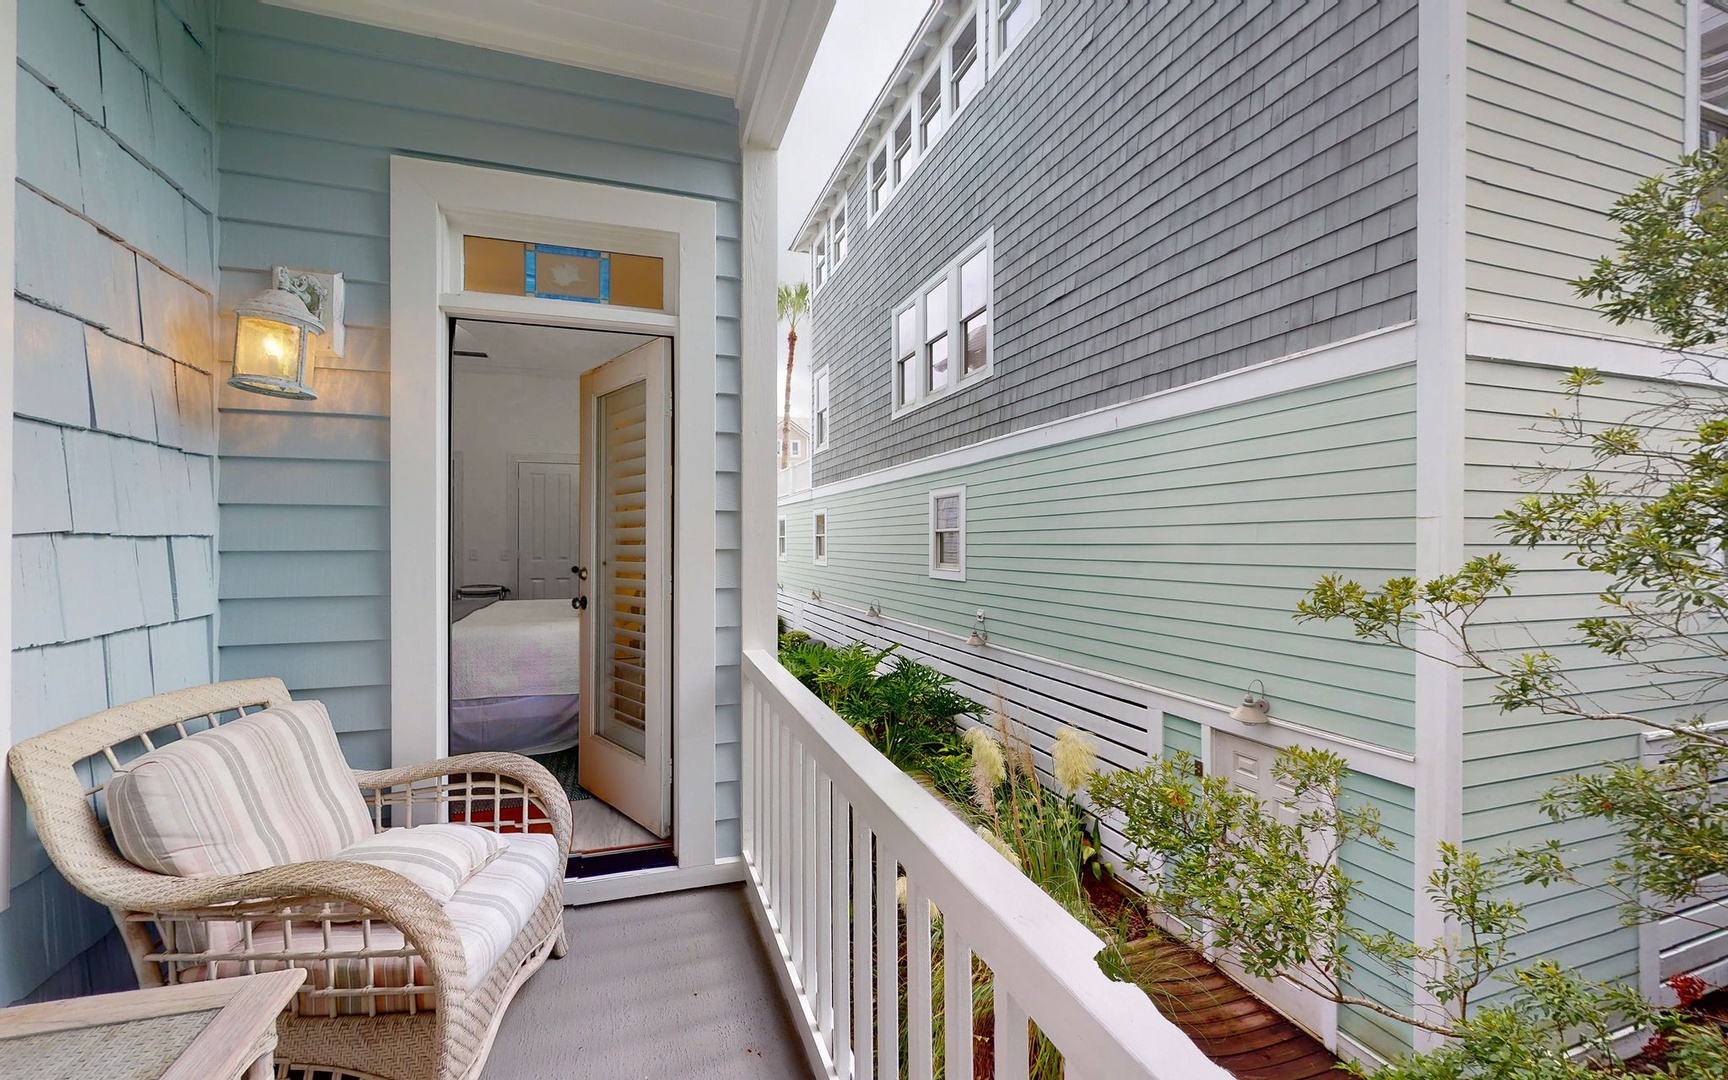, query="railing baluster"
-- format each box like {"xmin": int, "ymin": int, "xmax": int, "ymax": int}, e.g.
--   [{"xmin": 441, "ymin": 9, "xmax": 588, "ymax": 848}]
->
[
  {"xmin": 944, "ymin": 925, "xmax": 973, "ymax": 1080},
  {"xmin": 906, "ymin": 878, "xmax": 934, "ymax": 1080},
  {"xmin": 803, "ymin": 750, "xmax": 820, "ymax": 999},
  {"xmin": 832, "ymin": 792, "xmax": 853, "ymax": 1078},
  {"xmin": 815, "ymin": 770, "xmax": 834, "ymax": 1050},
  {"xmin": 853, "ymin": 819, "xmax": 874, "ymax": 1079},
  {"xmin": 877, "ymin": 839, "xmax": 900, "ymax": 1080},
  {"xmin": 994, "ymin": 985, "xmax": 1029, "ymax": 1080},
  {"xmin": 774, "ymin": 714, "xmax": 790, "ymax": 931},
  {"xmin": 791, "ymin": 739, "xmax": 801, "ymax": 974}
]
